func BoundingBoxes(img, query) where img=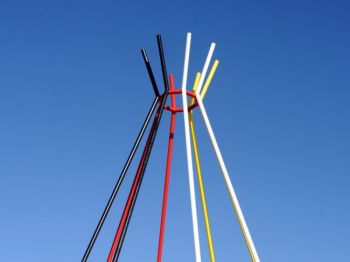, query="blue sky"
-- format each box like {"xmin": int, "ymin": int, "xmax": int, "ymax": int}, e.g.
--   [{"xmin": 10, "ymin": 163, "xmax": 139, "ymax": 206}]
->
[{"xmin": 0, "ymin": 0, "xmax": 349, "ymax": 261}]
